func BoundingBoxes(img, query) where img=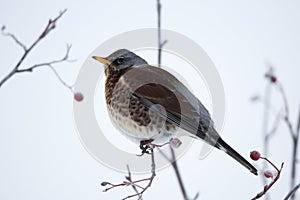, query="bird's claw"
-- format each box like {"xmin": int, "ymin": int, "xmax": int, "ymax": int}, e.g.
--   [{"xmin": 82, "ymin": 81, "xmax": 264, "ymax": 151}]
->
[{"xmin": 137, "ymin": 139, "xmax": 154, "ymax": 156}]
